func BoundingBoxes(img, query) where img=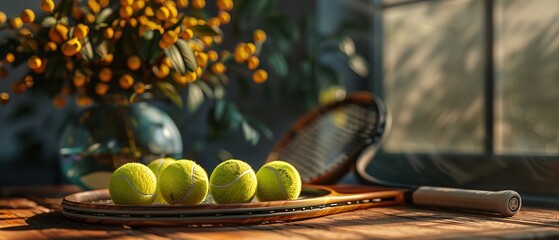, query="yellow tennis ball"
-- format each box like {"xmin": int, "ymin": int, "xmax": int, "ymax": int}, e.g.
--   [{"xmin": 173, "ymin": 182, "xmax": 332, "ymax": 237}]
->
[
  {"xmin": 256, "ymin": 161, "xmax": 302, "ymax": 201},
  {"xmin": 159, "ymin": 160, "xmax": 209, "ymax": 205},
  {"xmin": 147, "ymin": 158, "xmax": 175, "ymax": 204},
  {"xmin": 109, "ymin": 163, "xmax": 157, "ymax": 205},
  {"xmin": 210, "ymin": 159, "xmax": 257, "ymax": 204}
]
